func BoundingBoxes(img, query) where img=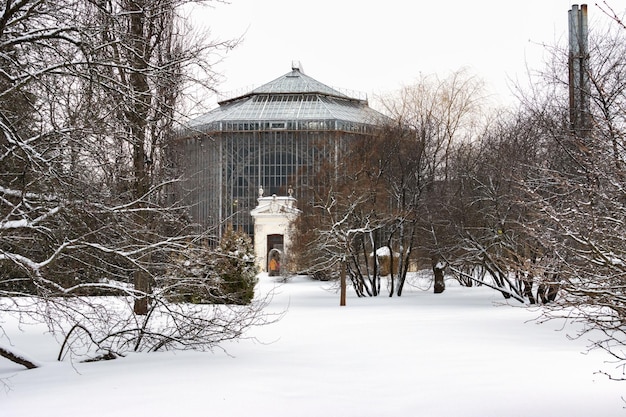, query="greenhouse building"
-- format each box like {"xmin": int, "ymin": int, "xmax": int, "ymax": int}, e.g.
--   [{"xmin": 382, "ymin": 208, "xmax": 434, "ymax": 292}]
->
[{"xmin": 175, "ymin": 63, "xmax": 384, "ymax": 240}]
